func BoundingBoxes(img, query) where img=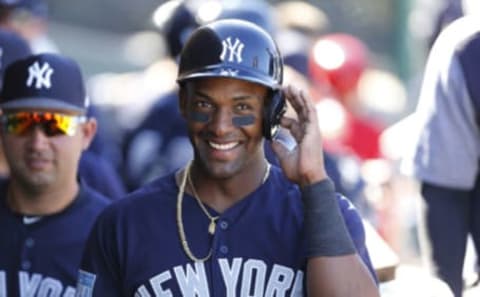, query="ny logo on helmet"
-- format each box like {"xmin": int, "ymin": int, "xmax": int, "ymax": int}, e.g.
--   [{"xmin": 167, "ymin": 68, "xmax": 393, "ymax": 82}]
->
[
  {"xmin": 26, "ymin": 61, "xmax": 54, "ymax": 89},
  {"xmin": 219, "ymin": 68, "xmax": 239, "ymax": 77},
  {"xmin": 220, "ymin": 37, "xmax": 244, "ymax": 63}
]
